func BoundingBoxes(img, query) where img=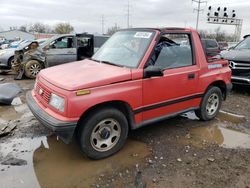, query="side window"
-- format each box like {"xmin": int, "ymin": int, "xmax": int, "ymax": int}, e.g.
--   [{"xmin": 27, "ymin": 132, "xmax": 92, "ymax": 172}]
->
[
  {"xmin": 50, "ymin": 37, "xmax": 74, "ymax": 49},
  {"xmin": 148, "ymin": 33, "xmax": 193, "ymax": 69}
]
